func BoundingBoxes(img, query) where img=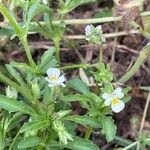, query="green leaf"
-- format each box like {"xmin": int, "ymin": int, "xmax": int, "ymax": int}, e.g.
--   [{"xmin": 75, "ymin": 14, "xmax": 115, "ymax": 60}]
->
[
  {"xmin": 59, "ymin": 0, "xmax": 96, "ymax": 15},
  {"xmin": 27, "ymin": 0, "xmax": 50, "ymax": 22},
  {"xmin": 67, "ymin": 79, "xmax": 90, "ymax": 95},
  {"xmin": 101, "ymin": 117, "xmax": 117, "ymax": 142},
  {"xmin": 144, "ymin": 138, "xmax": 150, "ymax": 145},
  {"xmin": 62, "ymin": 94, "xmax": 90, "ymax": 102},
  {"xmin": 65, "ymin": 115, "xmax": 100, "ymax": 128},
  {"xmin": 10, "ymin": 62, "xmax": 34, "ymax": 73},
  {"xmin": 5, "ymin": 64, "xmax": 24, "ymax": 84},
  {"xmin": 18, "ymin": 136, "xmax": 44, "ymax": 149},
  {"xmin": 39, "ymin": 47, "xmax": 57, "ymax": 73},
  {"xmin": 20, "ymin": 120, "xmax": 49, "ymax": 133},
  {"xmin": 0, "ymin": 94, "xmax": 34, "ymax": 115},
  {"xmin": 66, "ymin": 136, "xmax": 99, "ymax": 150}
]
